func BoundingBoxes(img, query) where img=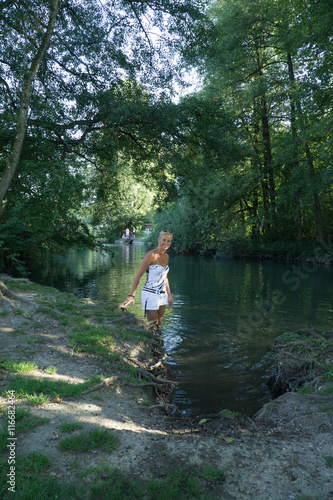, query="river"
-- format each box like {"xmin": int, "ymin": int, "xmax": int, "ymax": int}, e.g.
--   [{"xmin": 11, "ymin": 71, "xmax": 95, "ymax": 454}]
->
[{"xmin": 27, "ymin": 243, "xmax": 333, "ymax": 417}]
